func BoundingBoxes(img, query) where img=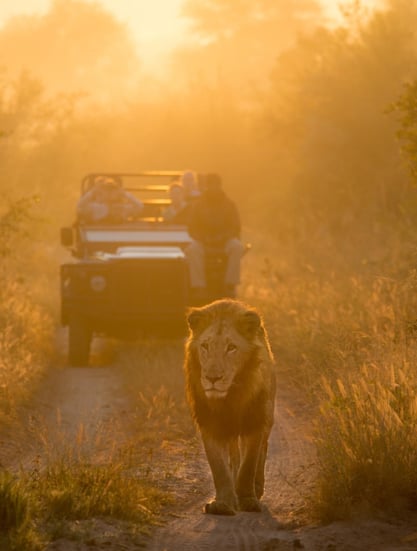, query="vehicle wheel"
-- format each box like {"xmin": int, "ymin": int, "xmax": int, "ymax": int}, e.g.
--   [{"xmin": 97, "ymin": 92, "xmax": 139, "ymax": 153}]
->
[{"xmin": 68, "ymin": 316, "xmax": 92, "ymax": 366}]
